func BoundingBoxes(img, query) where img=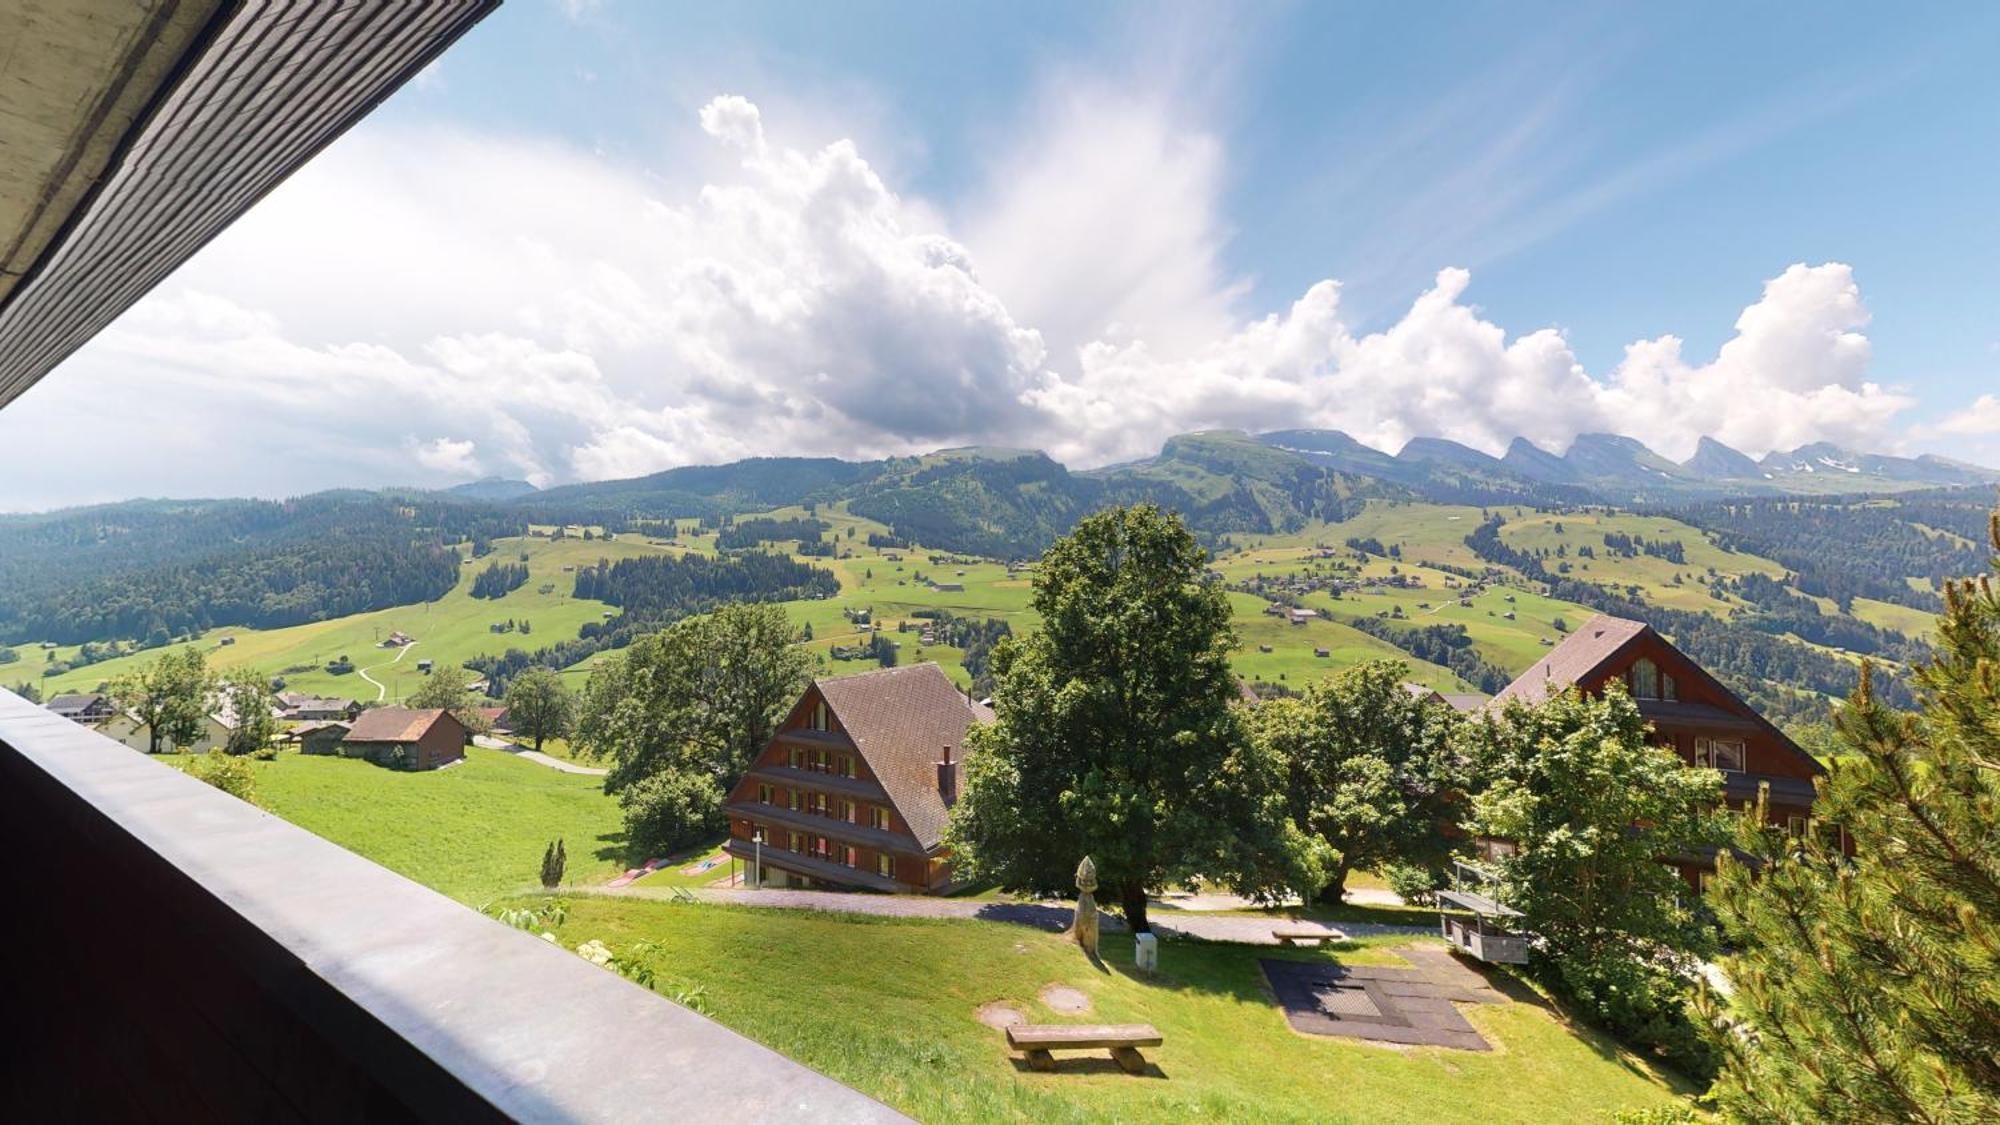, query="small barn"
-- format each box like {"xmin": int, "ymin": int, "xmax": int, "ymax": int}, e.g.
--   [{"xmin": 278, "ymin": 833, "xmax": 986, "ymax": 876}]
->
[
  {"xmin": 339, "ymin": 708, "xmax": 466, "ymax": 771},
  {"xmin": 290, "ymin": 720, "xmax": 352, "ymax": 756}
]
